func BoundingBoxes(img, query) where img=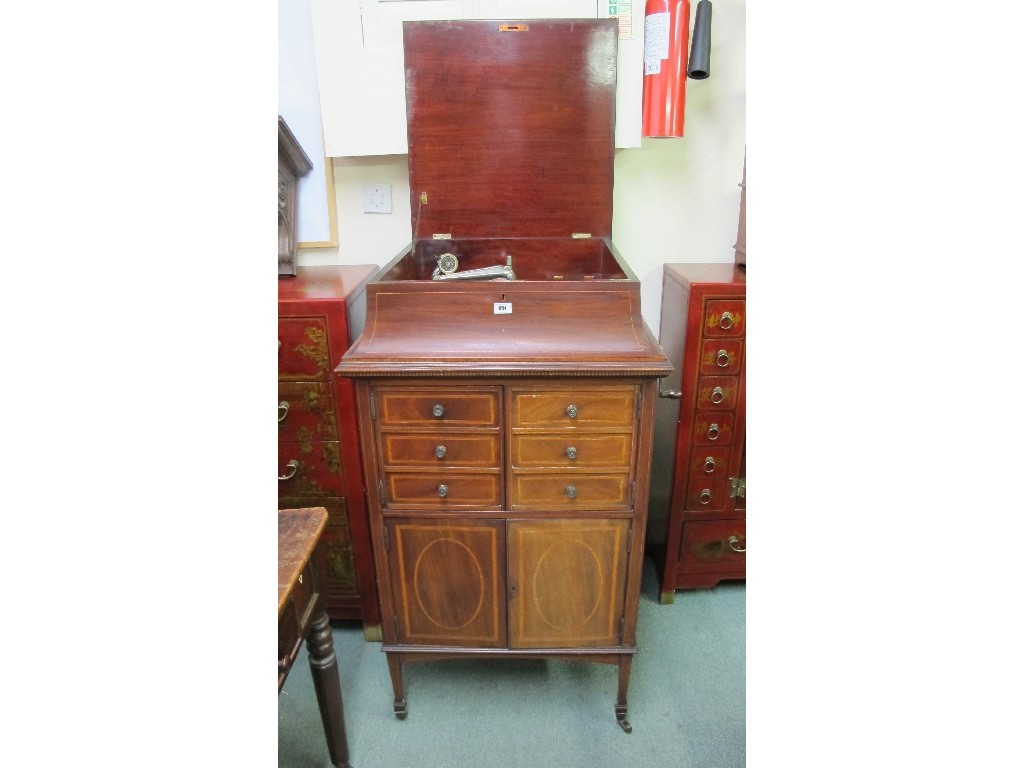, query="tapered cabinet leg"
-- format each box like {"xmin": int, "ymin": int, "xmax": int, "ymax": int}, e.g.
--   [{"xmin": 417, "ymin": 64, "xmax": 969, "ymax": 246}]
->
[
  {"xmin": 306, "ymin": 611, "xmax": 352, "ymax": 768},
  {"xmin": 387, "ymin": 653, "xmax": 407, "ymax": 719},
  {"xmin": 615, "ymin": 656, "xmax": 633, "ymax": 733}
]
